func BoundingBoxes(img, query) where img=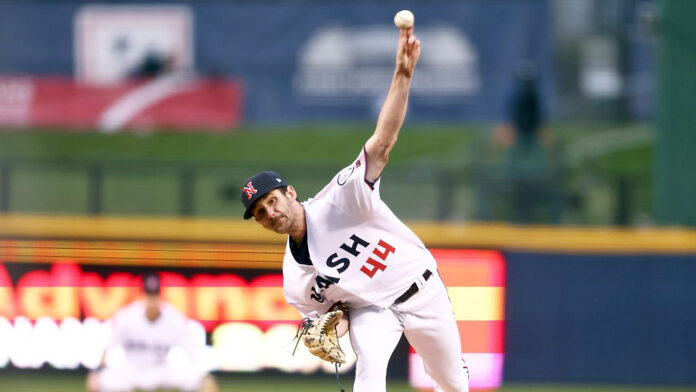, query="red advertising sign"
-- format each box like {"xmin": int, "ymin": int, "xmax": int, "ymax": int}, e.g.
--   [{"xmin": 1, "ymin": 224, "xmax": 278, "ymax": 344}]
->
[{"xmin": 0, "ymin": 75, "xmax": 243, "ymax": 131}]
